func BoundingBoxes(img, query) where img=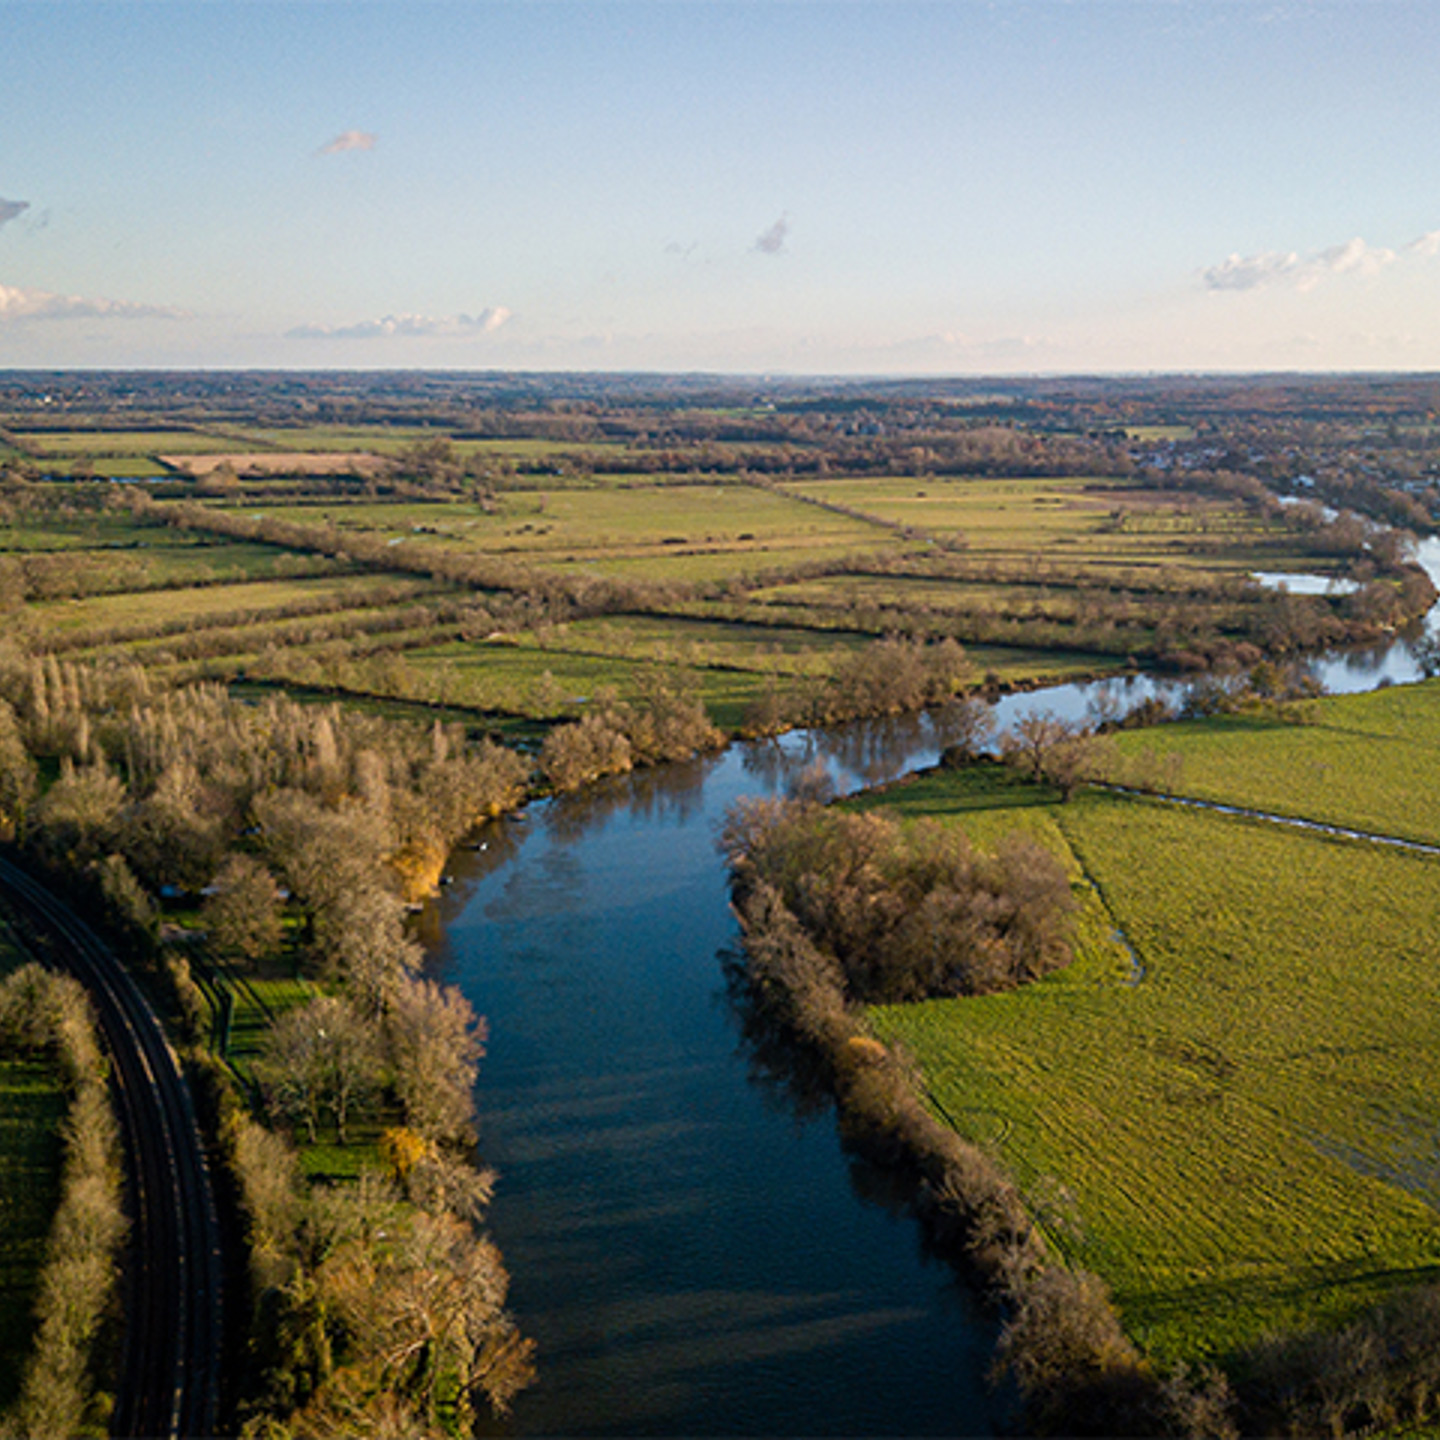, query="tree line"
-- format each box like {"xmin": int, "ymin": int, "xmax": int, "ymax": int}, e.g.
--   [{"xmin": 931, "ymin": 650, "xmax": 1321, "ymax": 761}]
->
[{"xmin": 0, "ymin": 963, "xmax": 125, "ymax": 1440}]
